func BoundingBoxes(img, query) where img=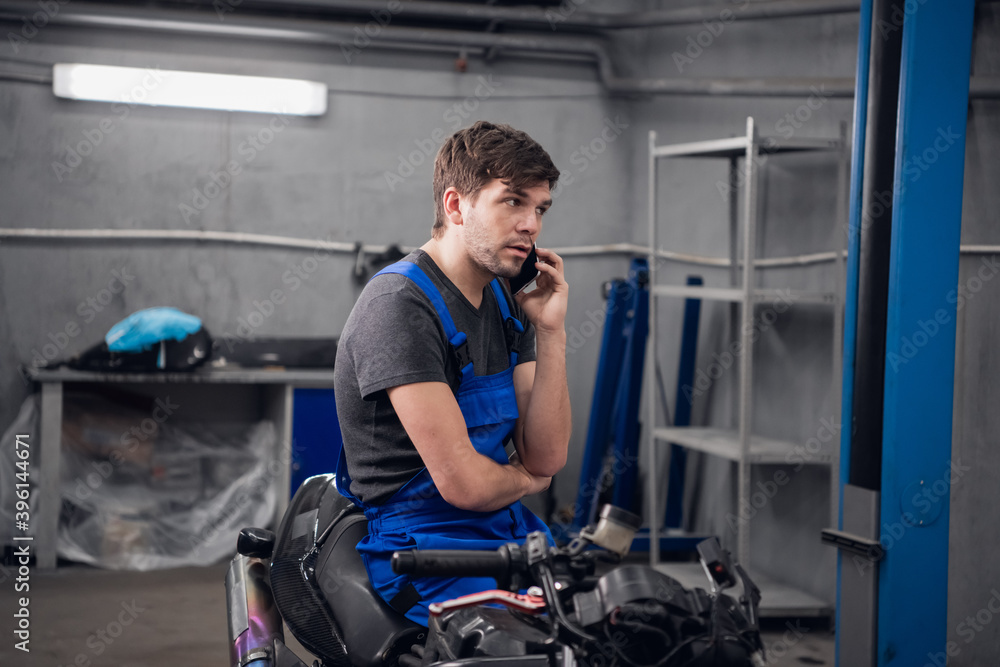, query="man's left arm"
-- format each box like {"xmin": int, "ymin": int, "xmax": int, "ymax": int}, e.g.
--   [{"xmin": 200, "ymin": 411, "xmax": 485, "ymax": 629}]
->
[{"xmin": 512, "ymin": 247, "xmax": 571, "ymax": 478}]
